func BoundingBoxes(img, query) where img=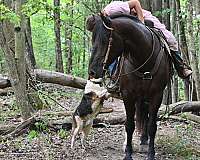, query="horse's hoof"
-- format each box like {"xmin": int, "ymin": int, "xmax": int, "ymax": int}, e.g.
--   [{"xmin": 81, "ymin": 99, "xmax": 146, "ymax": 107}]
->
[{"xmin": 139, "ymin": 144, "xmax": 148, "ymax": 153}]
